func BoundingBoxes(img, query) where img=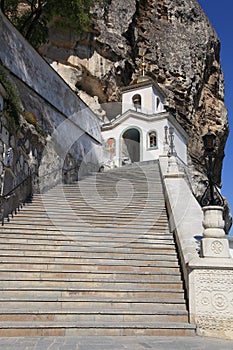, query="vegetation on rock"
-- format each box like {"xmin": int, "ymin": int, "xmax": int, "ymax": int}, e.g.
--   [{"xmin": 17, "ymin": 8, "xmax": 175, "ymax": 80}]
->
[
  {"xmin": 23, "ymin": 111, "xmax": 37, "ymax": 126},
  {"xmin": 0, "ymin": 0, "xmax": 101, "ymax": 48},
  {"xmin": 0, "ymin": 61, "xmax": 22, "ymax": 124}
]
